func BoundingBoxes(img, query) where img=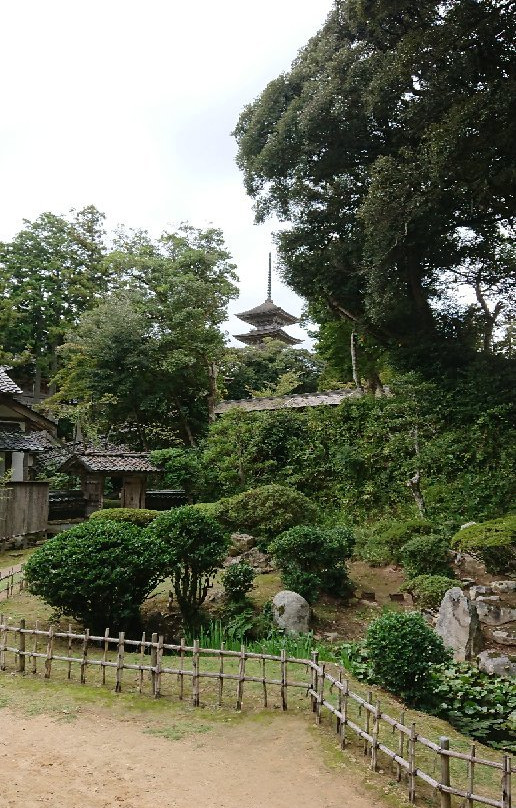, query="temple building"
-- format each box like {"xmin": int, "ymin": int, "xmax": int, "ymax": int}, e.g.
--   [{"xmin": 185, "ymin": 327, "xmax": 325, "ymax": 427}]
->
[{"xmin": 234, "ymin": 255, "xmax": 302, "ymax": 347}]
